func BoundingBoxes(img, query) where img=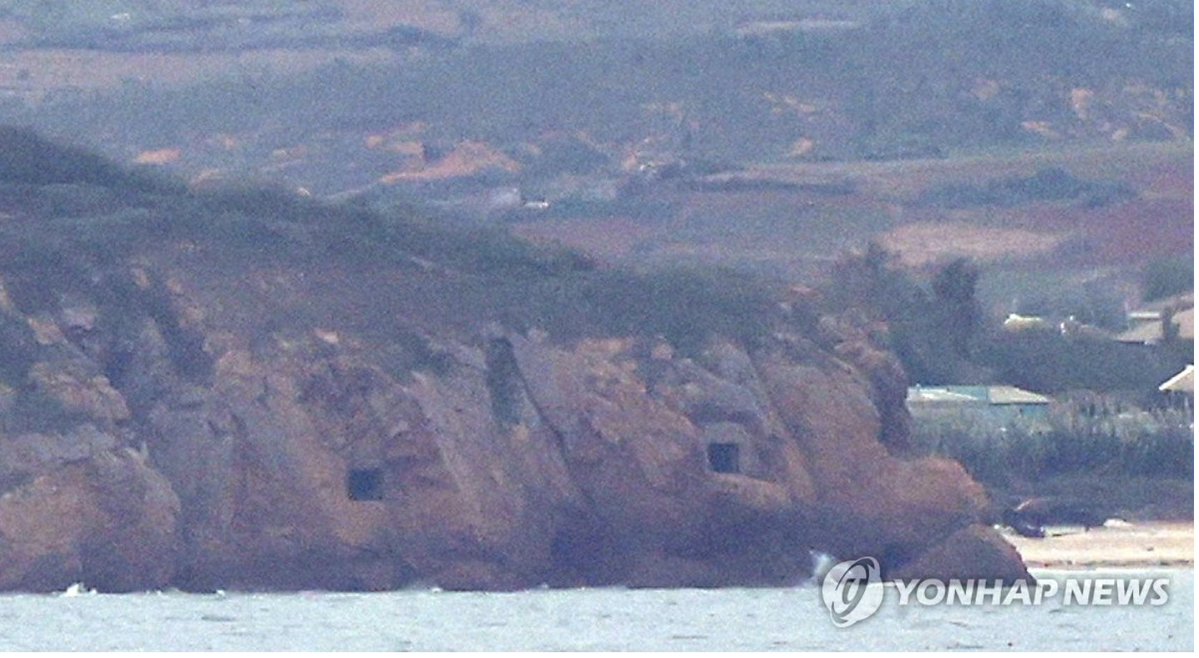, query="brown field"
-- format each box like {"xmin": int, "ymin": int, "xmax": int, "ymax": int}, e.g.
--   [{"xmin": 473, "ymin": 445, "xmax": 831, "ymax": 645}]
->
[
  {"xmin": 0, "ymin": 48, "xmax": 398, "ymax": 101},
  {"xmin": 880, "ymin": 222, "xmax": 1069, "ymax": 267},
  {"xmin": 733, "ymin": 142, "xmax": 1192, "ymax": 201},
  {"xmin": 512, "ymin": 142, "xmax": 1192, "ymax": 284},
  {"xmin": 515, "ymin": 218, "xmax": 653, "ymax": 260}
]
